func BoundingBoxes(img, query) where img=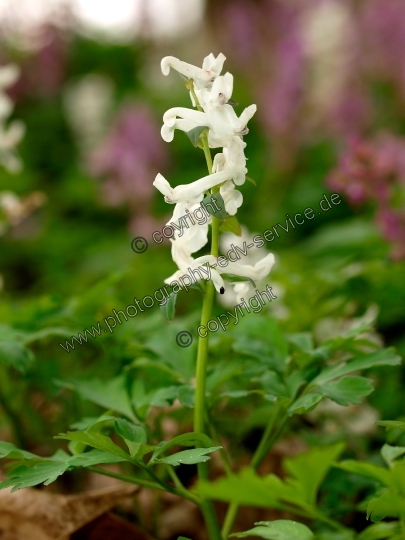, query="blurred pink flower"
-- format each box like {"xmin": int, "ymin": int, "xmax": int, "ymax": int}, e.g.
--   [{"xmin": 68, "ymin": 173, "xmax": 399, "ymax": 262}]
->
[
  {"xmin": 88, "ymin": 102, "xmax": 168, "ymax": 236},
  {"xmin": 361, "ymin": 0, "xmax": 405, "ymax": 94},
  {"xmin": 10, "ymin": 25, "xmax": 67, "ymax": 99},
  {"xmin": 327, "ymin": 133, "xmax": 405, "ymax": 259}
]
